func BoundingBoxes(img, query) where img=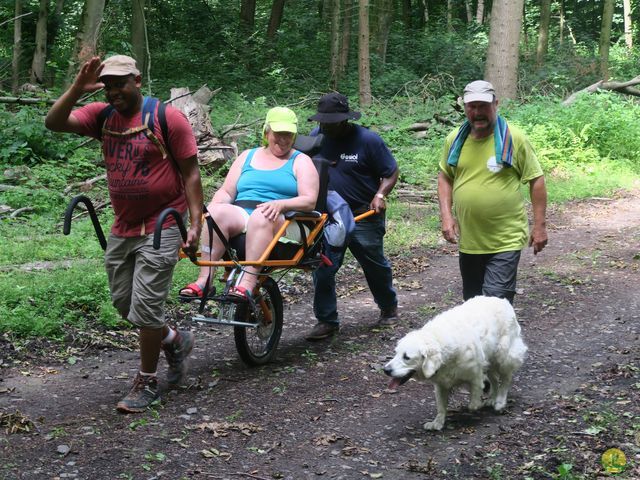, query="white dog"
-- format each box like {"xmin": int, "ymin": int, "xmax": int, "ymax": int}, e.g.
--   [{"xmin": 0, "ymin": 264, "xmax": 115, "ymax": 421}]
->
[{"xmin": 384, "ymin": 296, "xmax": 527, "ymax": 431}]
